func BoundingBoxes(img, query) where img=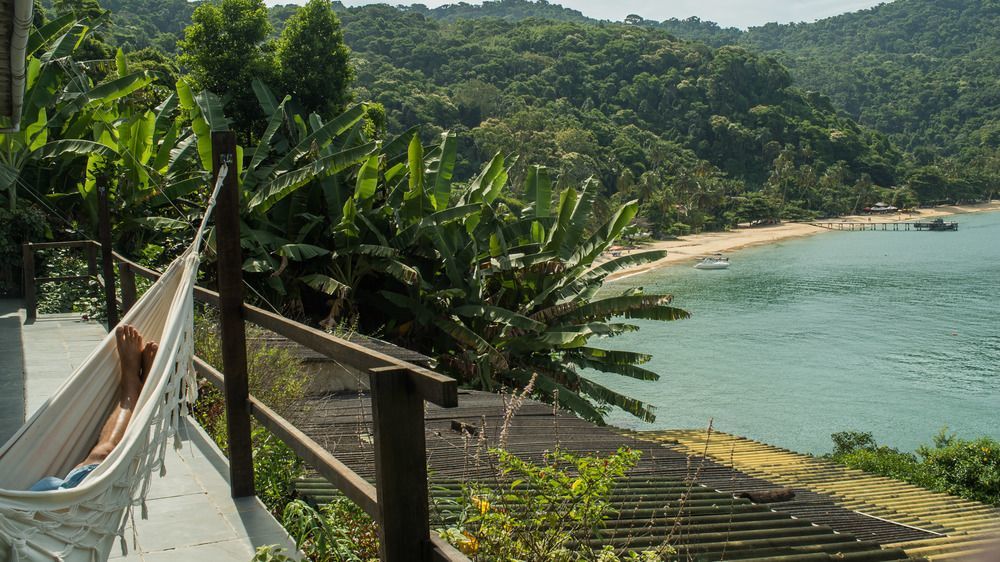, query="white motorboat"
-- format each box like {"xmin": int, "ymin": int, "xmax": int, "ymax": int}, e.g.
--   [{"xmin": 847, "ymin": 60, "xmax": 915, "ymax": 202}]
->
[{"xmin": 694, "ymin": 255, "xmax": 730, "ymax": 270}]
